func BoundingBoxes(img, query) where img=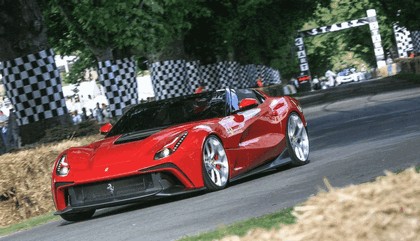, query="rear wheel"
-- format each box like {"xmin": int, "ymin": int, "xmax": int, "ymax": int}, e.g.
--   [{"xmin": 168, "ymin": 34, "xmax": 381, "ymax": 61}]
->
[
  {"xmin": 202, "ymin": 135, "xmax": 229, "ymax": 191},
  {"xmin": 286, "ymin": 113, "xmax": 310, "ymax": 166},
  {"xmin": 60, "ymin": 209, "xmax": 95, "ymax": 222}
]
